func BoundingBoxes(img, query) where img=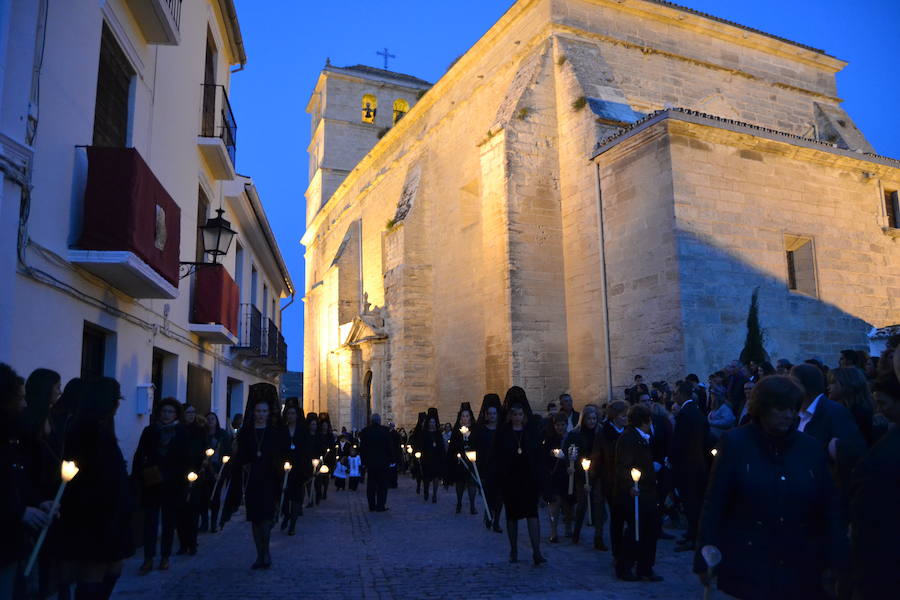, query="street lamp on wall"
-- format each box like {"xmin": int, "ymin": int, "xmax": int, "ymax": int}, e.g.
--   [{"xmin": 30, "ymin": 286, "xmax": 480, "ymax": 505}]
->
[{"xmin": 180, "ymin": 208, "xmax": 238, "ymax": 278}]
